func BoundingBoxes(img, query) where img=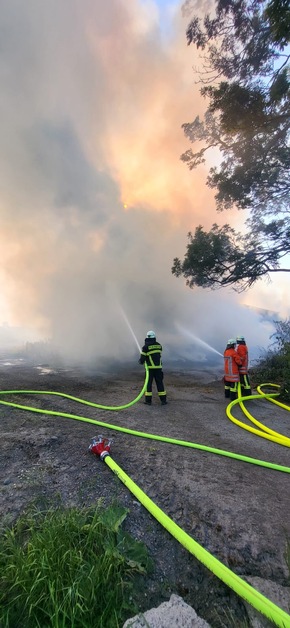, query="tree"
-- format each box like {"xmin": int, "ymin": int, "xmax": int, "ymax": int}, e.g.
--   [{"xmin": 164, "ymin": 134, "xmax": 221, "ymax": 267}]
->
[
  {"xmin": 172, "ymin": 221, "xmax": 290, "ymax": 291},
  {"xmin": 173, "ymin": 0, "xmax": 290, "ymax": 290}
]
